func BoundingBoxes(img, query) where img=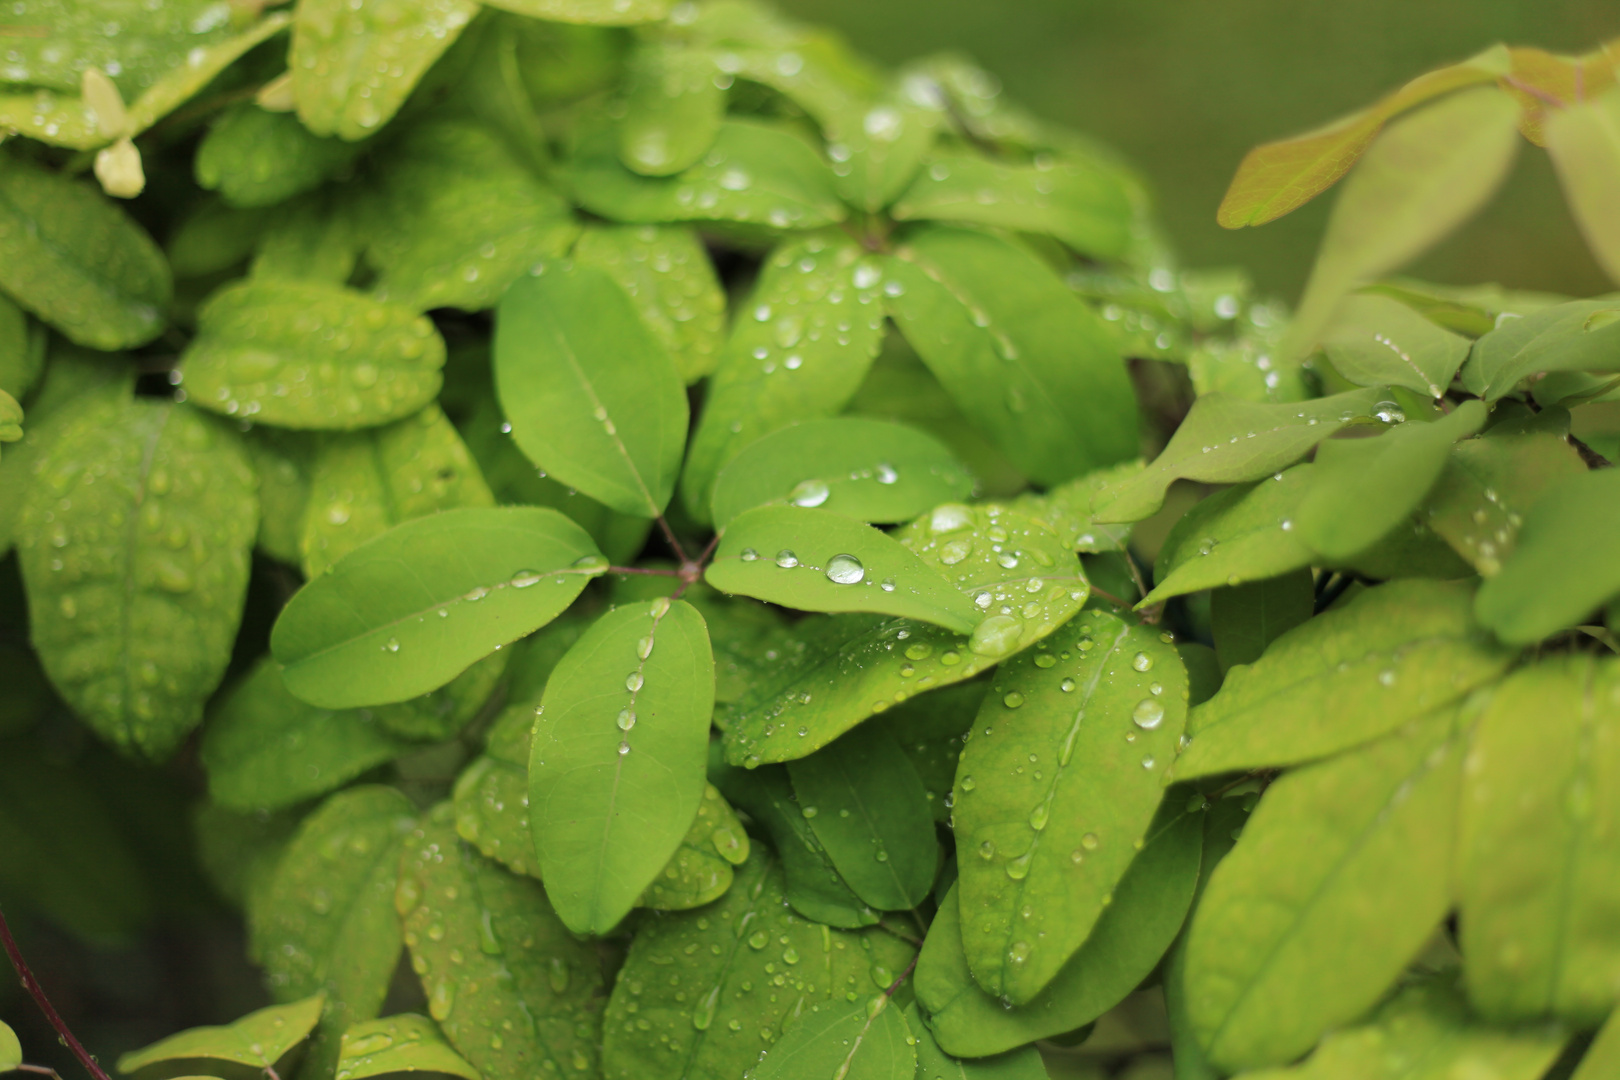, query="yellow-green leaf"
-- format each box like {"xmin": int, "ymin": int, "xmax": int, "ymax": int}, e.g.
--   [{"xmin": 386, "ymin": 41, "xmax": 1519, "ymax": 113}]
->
[
  {"xmin": 1546, "ymin": 84, "xmax": 1620, "ymax": 287},
  {"xmin": 117, "ymin": 993, "xmax": 327, "ymax": 1077},
  {"xmin": 336, "ymin": 1014, "xmax": 480, "ymax": 1080}
]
